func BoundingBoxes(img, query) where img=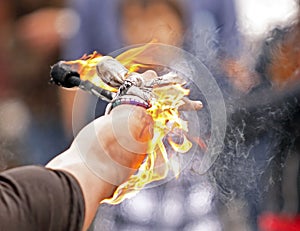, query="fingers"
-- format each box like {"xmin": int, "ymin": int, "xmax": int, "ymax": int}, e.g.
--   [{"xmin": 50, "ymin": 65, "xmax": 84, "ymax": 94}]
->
[
  {"xmin": 179, "ymin": 97, "xmax": 203, "ymax": 111},
  {"xmin": 111, "ymin": 105, "xmax": 154, "ymax": 143},
  {"xmin": 103, "ymin": 105, "xmax": 152, "ymax": 175},
  {"xmin": 73, "ymin": 109, "xmax": 152, "ymax": 185},
  {"xmin": 96, "ymin": 56, "xmax": 128, "ymax": 87},
  {"xmin": 140, "ymin": 70, "xmax": 158, "ymax": 81}
]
